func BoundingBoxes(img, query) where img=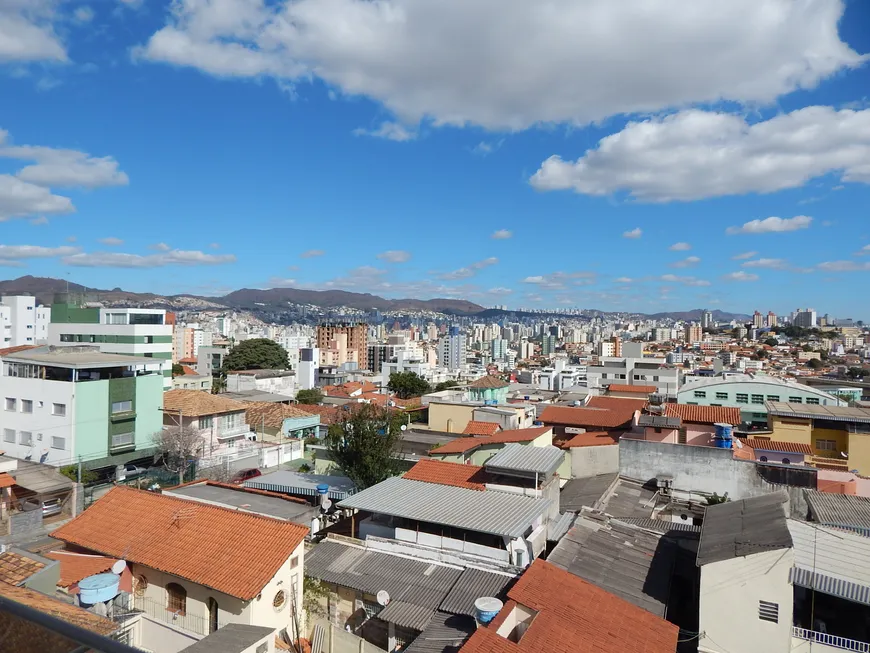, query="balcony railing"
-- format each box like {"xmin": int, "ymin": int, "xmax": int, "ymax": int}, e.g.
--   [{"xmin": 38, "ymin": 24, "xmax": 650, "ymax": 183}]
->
[
  {"xmin": 215, "ymin": 424, "xmax": 252, "ymax": 440},
  {"xmin": 132, "ymin": 595, "xmax": 214, "ymax": 637},
  {"xmin": 793, "ymin": 627, "xmax": 870, "ymax": 652}
]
